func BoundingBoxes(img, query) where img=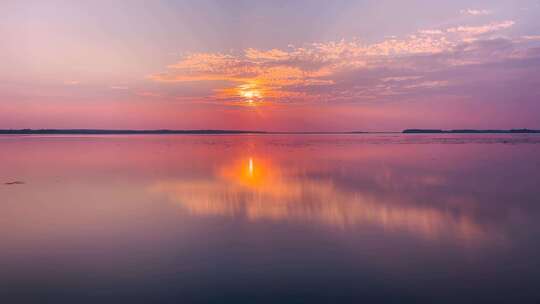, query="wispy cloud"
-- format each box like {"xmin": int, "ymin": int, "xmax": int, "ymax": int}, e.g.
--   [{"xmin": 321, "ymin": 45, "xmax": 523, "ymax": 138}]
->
[
  {"xmin": 447, "ymin": 20, "xmax": 514, "ymax": 35},
  {"xmin": 149, "ymin": 19, "xmax": 538, "ymax": 106},
  {"xmin": 460, "ymin": 9, "xmax": 492, "ymax": 16},
  {"xmin": 523, "ymin": 35, "xmax": 540, "ymax": 41},
  {"xmin": 418, "ymin": 29, "xmax": 444, "ymax": 35},
  {"xmin": 110, "ymin": 85, "xmax": 129, "ymax": 90}
]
